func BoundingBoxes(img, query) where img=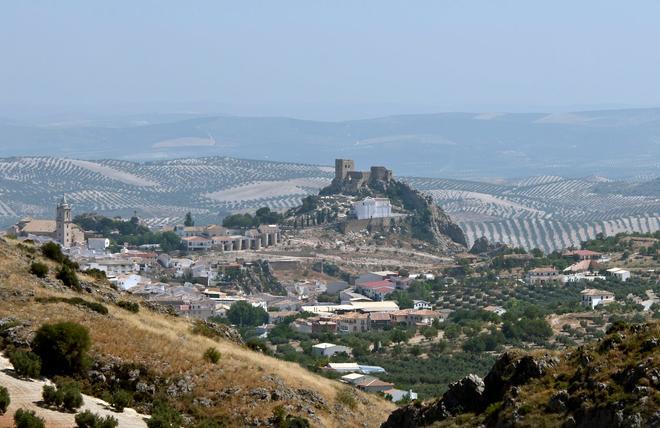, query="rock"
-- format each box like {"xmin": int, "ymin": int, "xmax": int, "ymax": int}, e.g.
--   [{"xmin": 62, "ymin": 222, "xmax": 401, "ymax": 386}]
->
[
  {"xmin": 642, "ymin": 338, "xmax": 658, "ymax": 352},
  {"xmin": 128, "ymin": 369, "xmax": 140, "ymax": 381},
  {"xmin": 562, "ymin": 416, "xmax": 577, "ymax": 428},
  {"xmin": 88, "ymin": 370, "xmax": 107, "ymax": 384},
  {"xmin": 249, "ymin": 388, "xmax": 270, "ymax": 401},
  {"xmin": 136, "ymin": 382, "xmax": 155, "ymax": 395},
  {"xmin": 483, "ymin": 352, "xmax": 558, "ymax": 404},
  {"xmin": 442, "ymin": 374, "xmax": 485, "ymax": 414},
  {"xmin": 547, "ymin": 390, "xmax": 569, "ymax": 413},
  {"xmin": 193, "ymin": 397, "xmax": 213, "ymax": 407}
]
